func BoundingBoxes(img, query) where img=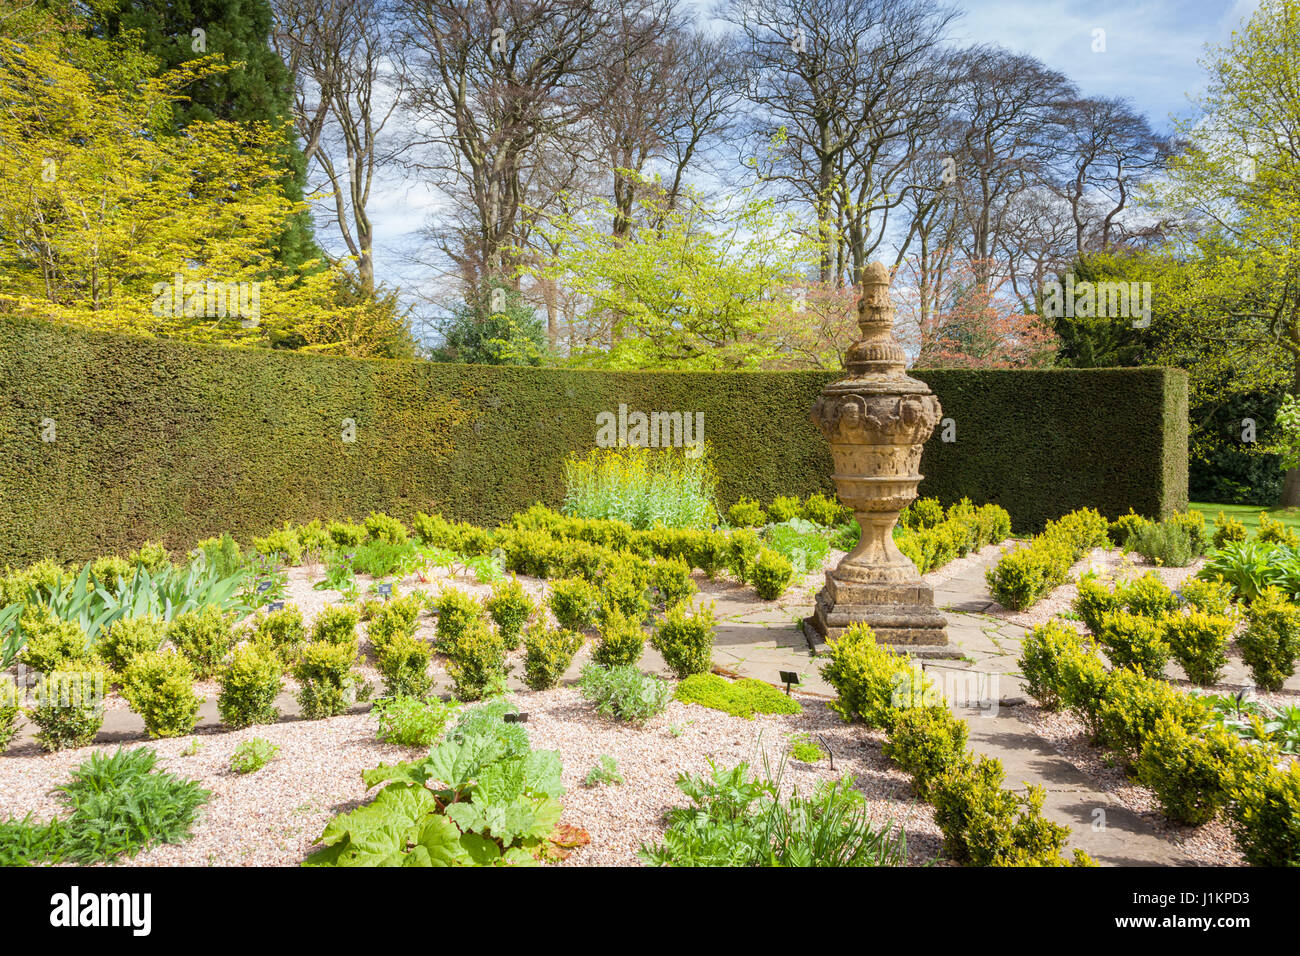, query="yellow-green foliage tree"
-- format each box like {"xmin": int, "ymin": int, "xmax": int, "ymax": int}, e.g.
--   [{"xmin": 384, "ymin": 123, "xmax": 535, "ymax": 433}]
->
[
  {"xmin": 0, "ymin": 8, "xmax": 412, "ymax": 358},
  {"xmin": 1143, "ymin": 0, "xmax": 1300, "ymax": 500},
  {"xmin": 527, "ymin": 177, "xmax": 828, "ymax": 370}
]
